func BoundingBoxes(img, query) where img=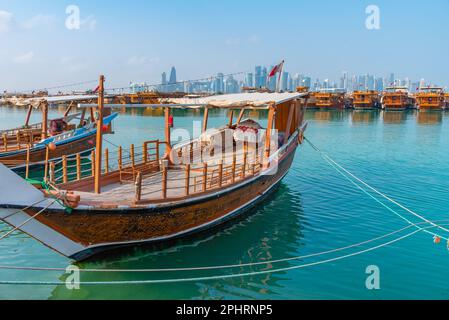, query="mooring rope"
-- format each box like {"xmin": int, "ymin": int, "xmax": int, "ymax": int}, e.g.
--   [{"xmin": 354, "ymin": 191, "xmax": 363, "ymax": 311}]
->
[
  {"xmin": 316, "ymin": 157, "xmax": 448, "ymax": 241},
  {"xmin": 0, "ymin": 199, "xmax": 58, "ymax": 241},
  {"xmin": 0, "ymin": 198, "xmax": 50, "ymax": 221},
  {"xmin": 0, "ymin": 223, "xmax": 444, "ymax": 286},
  {"xmin": 304, "ymin": 137, "xmax": 449, "ymax": 237},
  {"xmin": 0, "ymin": 219, "xmax": 447, "ymax": 273}
]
